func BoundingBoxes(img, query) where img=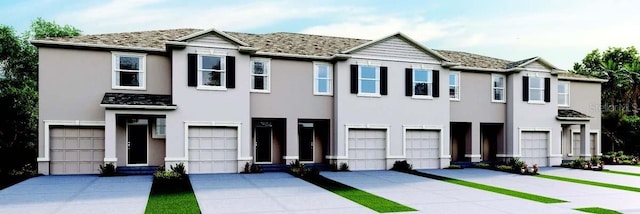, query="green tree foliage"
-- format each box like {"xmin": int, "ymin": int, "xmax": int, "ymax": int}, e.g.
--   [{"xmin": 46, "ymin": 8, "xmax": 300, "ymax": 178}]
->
[
  {"xmin": 572, "ymin": 47, "xmax": 640, "ymax": 154},
  {"xmin": 0, "ymin": 18, "xmax": 81, "ymax": 176}
]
